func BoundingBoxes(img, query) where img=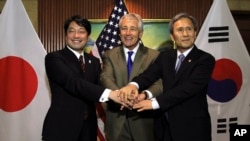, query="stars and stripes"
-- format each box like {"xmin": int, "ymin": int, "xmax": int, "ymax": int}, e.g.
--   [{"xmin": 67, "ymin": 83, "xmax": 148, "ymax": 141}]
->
[{"xmin": 96, "ymin": 0, "xmax": 128, "ymax": 55}]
